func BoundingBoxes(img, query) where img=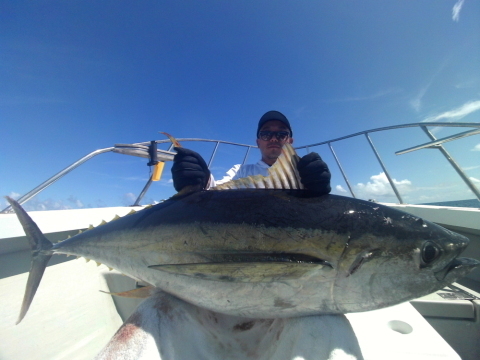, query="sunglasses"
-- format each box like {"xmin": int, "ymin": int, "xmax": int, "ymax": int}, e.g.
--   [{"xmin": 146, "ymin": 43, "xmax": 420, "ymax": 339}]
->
[{"xmin": 258, "ymin": 131, "xmax": 290, "ymax": 141}]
